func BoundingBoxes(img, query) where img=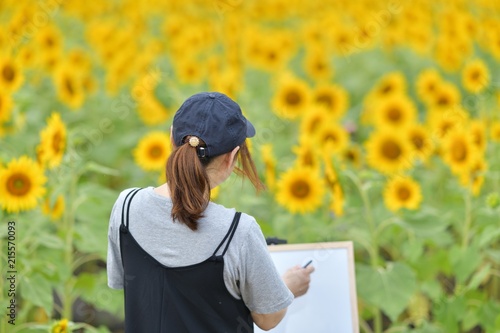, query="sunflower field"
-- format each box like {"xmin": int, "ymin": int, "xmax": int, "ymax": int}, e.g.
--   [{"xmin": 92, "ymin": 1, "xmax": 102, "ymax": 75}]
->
[{"xmin": 1, "ymin": 0, "xmax": 500, "ymax": 332}]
